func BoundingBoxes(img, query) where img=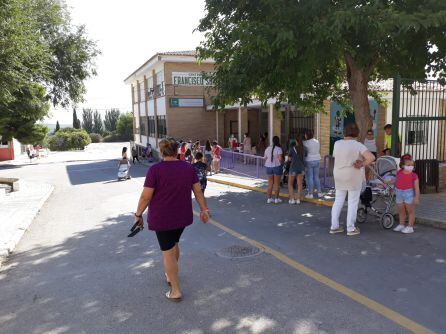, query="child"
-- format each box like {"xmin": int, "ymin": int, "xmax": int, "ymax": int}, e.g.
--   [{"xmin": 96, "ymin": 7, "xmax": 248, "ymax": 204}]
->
[
  {"xmin": 392, "ymin": 154, "xmax": 420, "ymax": 234},
  {"xmin": 184, "ymin": 149, "xmax": 193, "ymax": 163},
  {"xmin": 193, "ymin": 152, "xmax": 208, "ymax": 194}
]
